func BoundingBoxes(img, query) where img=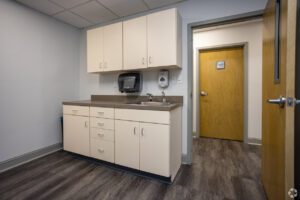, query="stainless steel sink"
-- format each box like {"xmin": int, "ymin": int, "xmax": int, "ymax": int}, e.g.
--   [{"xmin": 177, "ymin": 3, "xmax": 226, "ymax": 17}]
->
[
  {"xmin": 140, "ymin": 101, "xmax": 170, "ymax": 106},
  {"xmin": 126, "ymin": 101, "xmax": 171, "ymax": 106}
]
